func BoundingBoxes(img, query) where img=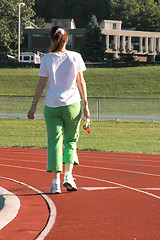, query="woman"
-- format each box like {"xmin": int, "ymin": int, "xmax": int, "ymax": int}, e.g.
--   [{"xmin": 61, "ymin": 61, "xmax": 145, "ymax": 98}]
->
[{"xmin": 27, "ymin": 26, "xmax": 90, "ymax": 194}]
